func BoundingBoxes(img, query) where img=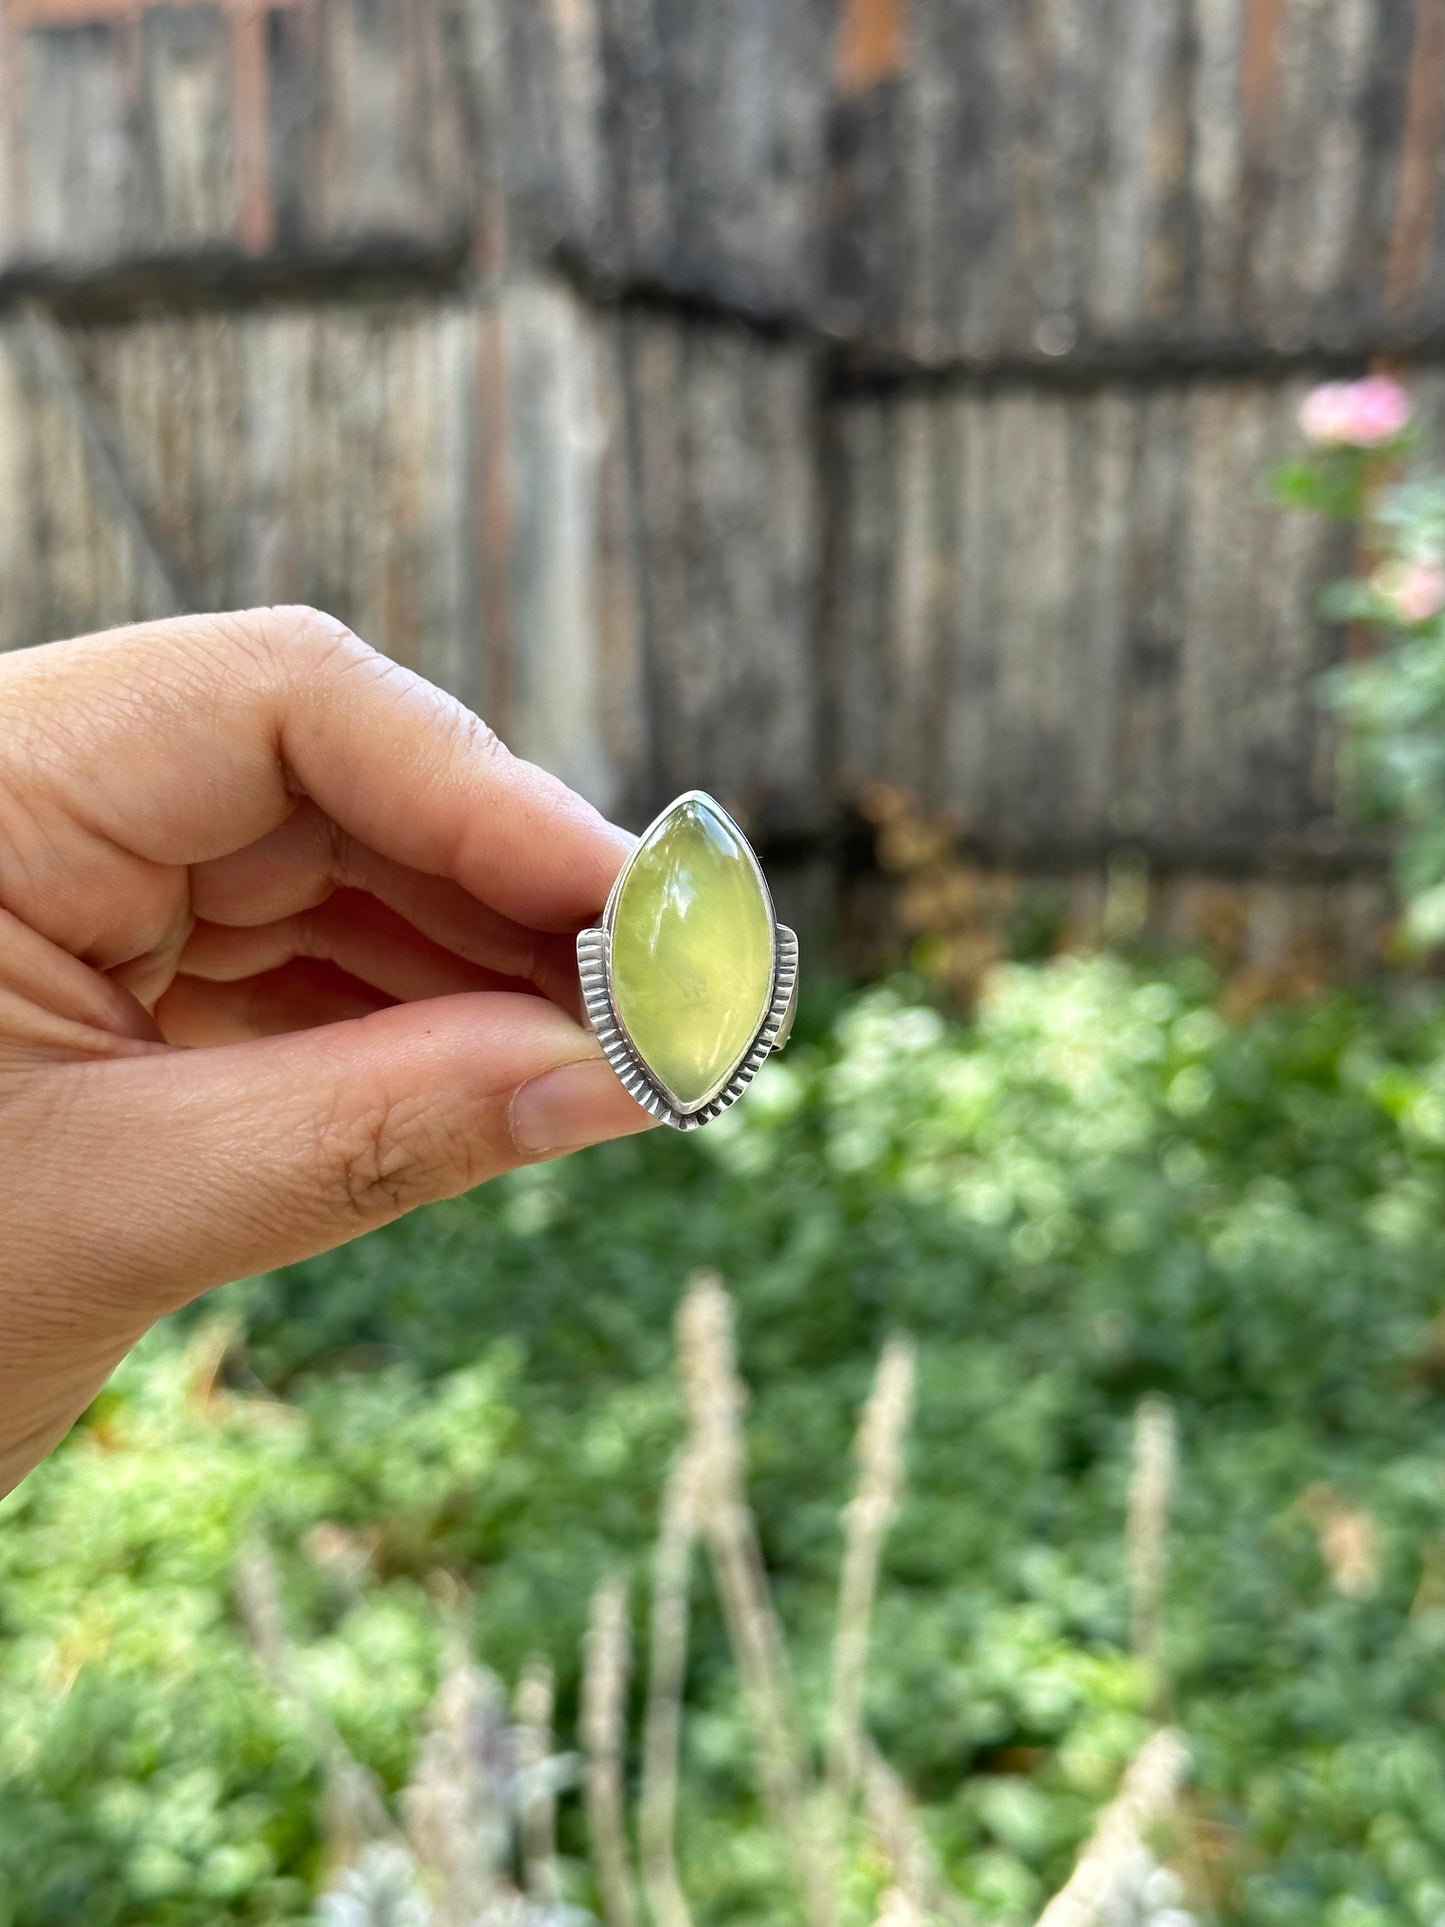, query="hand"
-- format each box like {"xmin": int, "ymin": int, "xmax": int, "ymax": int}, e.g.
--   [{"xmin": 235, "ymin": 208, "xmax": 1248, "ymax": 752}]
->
[{"xmin": 0, "ymin": 608, "xmax": 654, "ymax": 1494}]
